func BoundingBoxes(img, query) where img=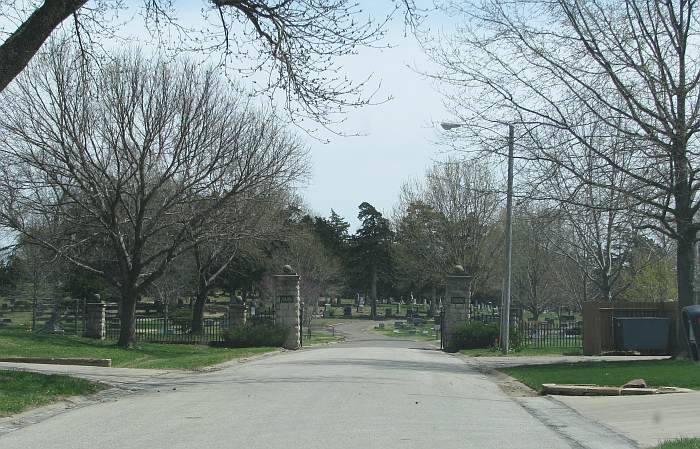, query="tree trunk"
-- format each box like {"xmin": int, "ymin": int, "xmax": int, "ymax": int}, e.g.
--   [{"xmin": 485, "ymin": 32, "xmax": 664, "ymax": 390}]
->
[
  {"xmin": 0, "ymin": 0, "xmax": 87, "ymax": 92},
  {"xmin": 118, "ymin": 286, "xmax": 137, "ymax": 349},
  {"xmin": 673, "ymin": 119, "xmax": 696, "ymax": 355},
  {"xmin": 676, "ymin": 230, "xmax": 696, "ymax": 356},
  {"xmin": 370, "ymin": 266, "xmax": 378, "ymax": 320},
  {"xmin": 191, "ymin": 277, "xmax": 208, "ymax": 334},
  {"xmin": 677, "ymin": 231, "xmax": 696, "ymax": 309},
  {"xmin": 598, "ymin": 271, "xmax": 612, "ymax": 302}
]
